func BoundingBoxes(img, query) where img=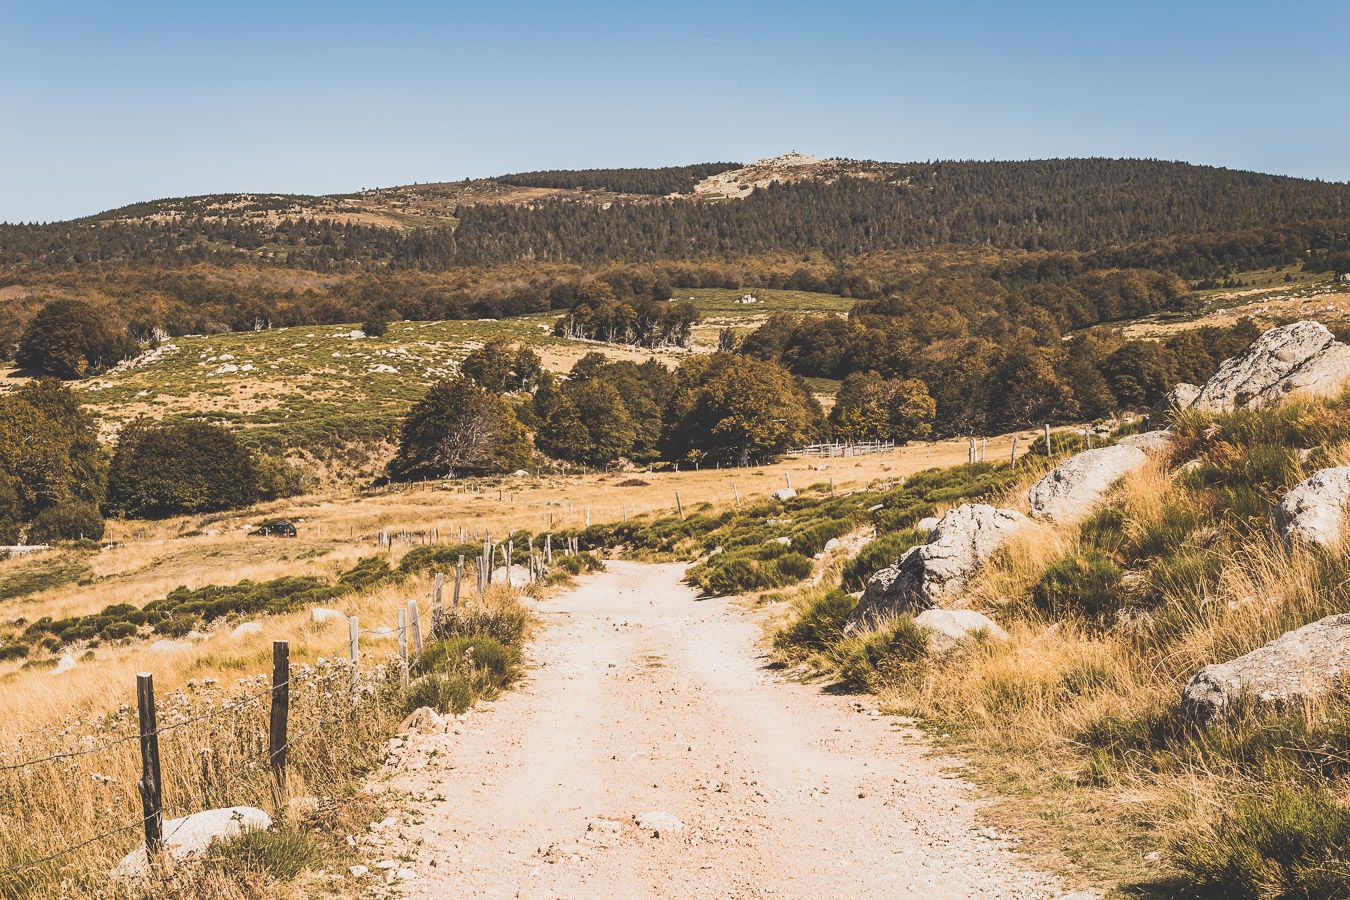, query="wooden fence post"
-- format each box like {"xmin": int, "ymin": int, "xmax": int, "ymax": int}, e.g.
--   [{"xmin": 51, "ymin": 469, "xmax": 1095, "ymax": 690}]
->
[
  {"xmin": 408, "ymin": 600, "xmax": 423, "ymax": 657},
  {"xmin": 733, "ymin": 482, "xmax": 740, "ymax": 506},
  {"xmin": 453, "ymin": 555, "xmax": 464, "ymax": 616},
  {"xmin": 506, "ymin": 540, "xmax": 514, "ymax": 587},
  {"xmin": 135, "ymin": 673, "xmax": 164, "ymax": 855},
  {"xmin": 545, "ymin": 534, "xmax": 552, "ymax": 564},
  {"xmin": 348, "ymin": 617, "xmax": 360, "ymax": 691},
  {"xmin": 397, "ymin": 608, "xmax": 409, "ymax": 690},
  {"xmin": 269, "ymin": 641, "xmax": 289, "ymax": 796},
  {"xmin": 675, "ymin": 492, "xmax": 684, "ymax": 519},
  {"xmin": 432, "ymin": 572, "xmax": 444, "ymax": 628},
  {"xmin": 1010, "ymin": 434, "xmax": 1019, "ymax": 467},
  {"xmin": 1044, "ymin": 423, "xmax": 1052, "ymax": 456}
]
